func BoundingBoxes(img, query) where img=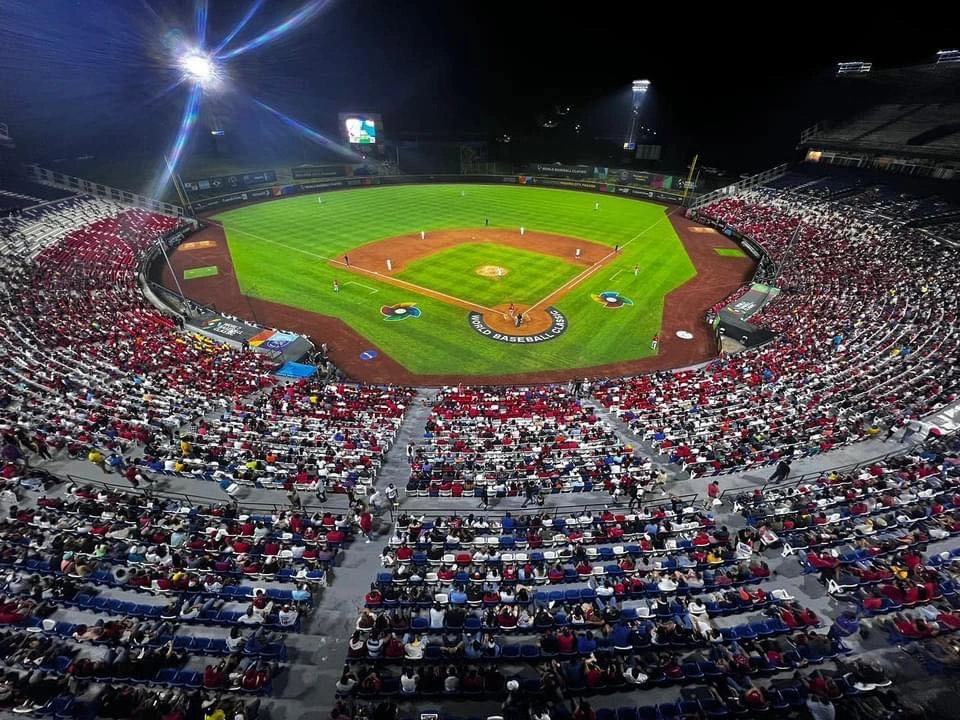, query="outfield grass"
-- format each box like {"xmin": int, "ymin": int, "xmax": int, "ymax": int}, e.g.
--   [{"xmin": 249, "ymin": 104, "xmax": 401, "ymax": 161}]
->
[
  {"xmin": 395, "ymin": 242, "xmax": 582, "ymax": 308},
  {"xmin": 214, "ymin": 184, "xmax": 696, "ymax": 375}
]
